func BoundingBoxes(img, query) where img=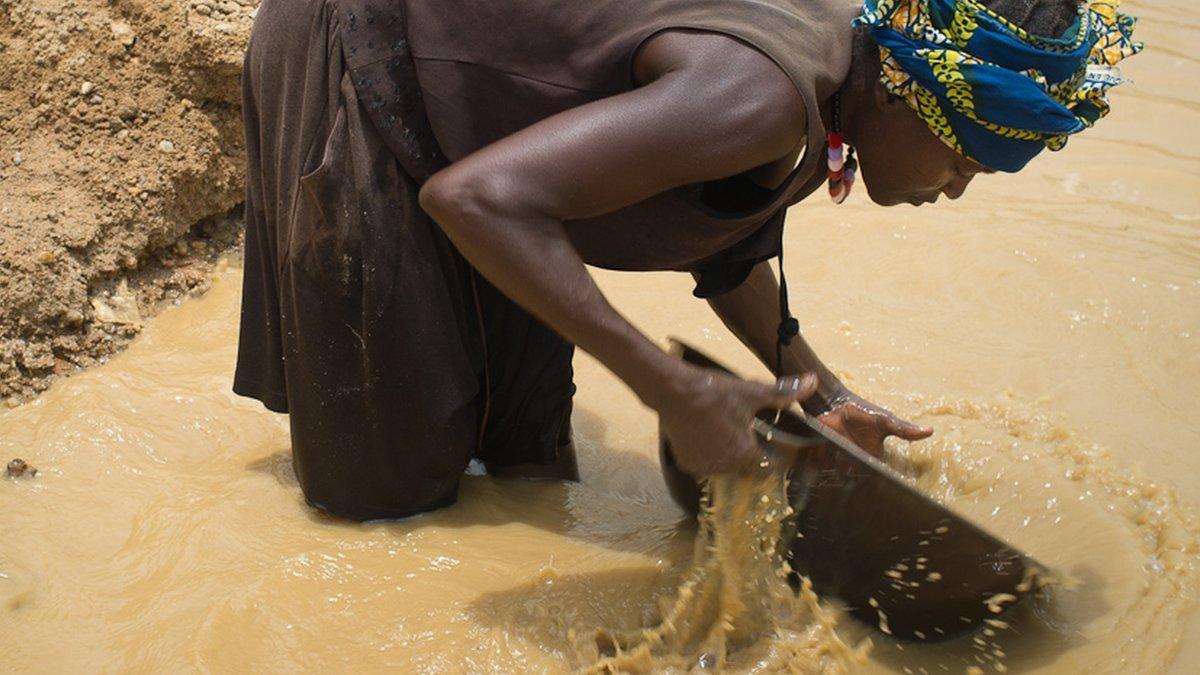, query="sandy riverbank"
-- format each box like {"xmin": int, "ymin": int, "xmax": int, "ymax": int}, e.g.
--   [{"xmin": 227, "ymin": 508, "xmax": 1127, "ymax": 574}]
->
[{"xmin": 0, "ymin": 0, "xmax": 256, "ymax": 405}]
